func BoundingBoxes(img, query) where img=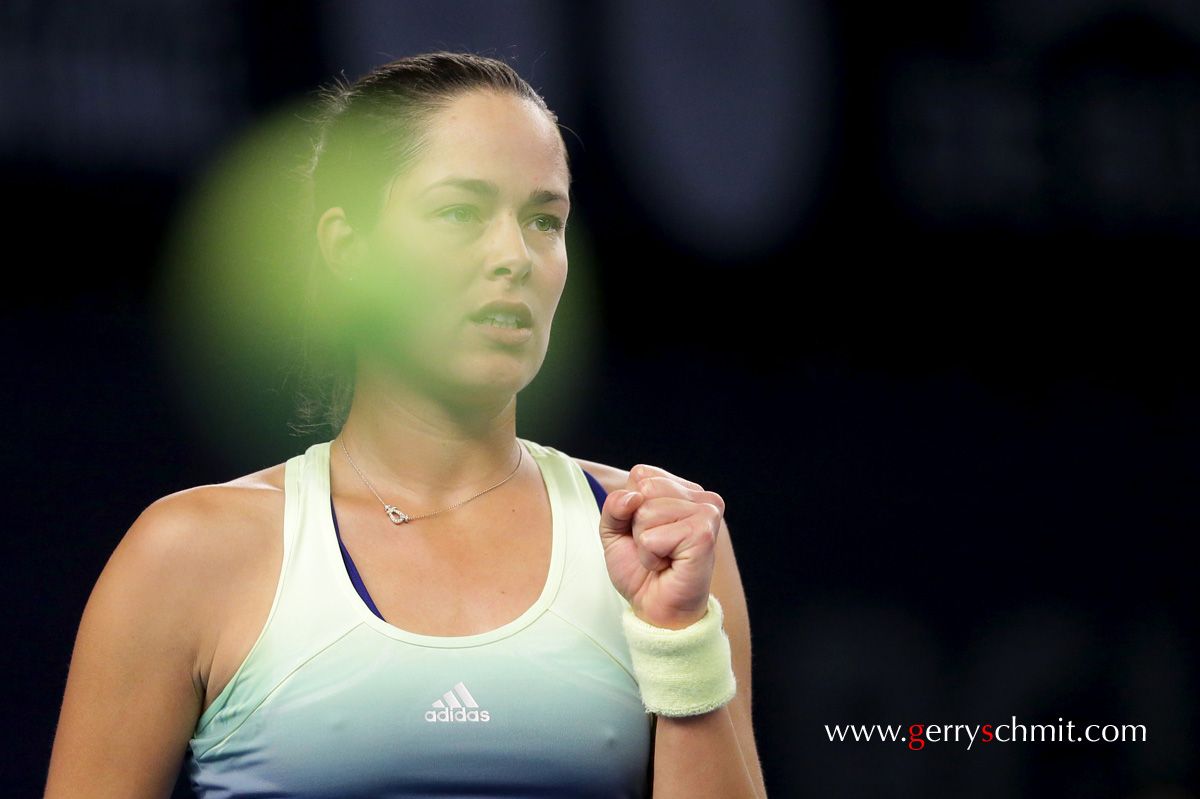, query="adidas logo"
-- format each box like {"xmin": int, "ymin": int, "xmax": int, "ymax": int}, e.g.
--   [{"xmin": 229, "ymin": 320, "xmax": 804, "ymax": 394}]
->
[{"xmin": 424, "ymin": 681, "xmax": 491, "ymax": 723}]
